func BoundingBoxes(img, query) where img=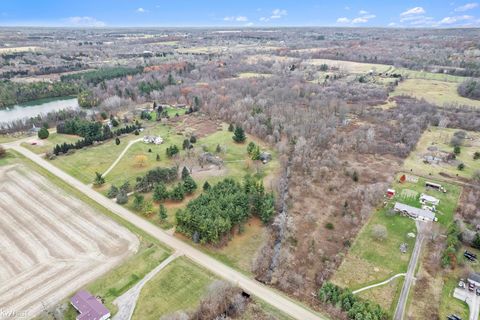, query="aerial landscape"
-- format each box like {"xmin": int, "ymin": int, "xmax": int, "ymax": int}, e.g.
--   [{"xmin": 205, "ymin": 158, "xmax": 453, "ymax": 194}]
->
[{"xmin": 1, "ymin": 1, "xmax": 480, "ymax": 320}]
